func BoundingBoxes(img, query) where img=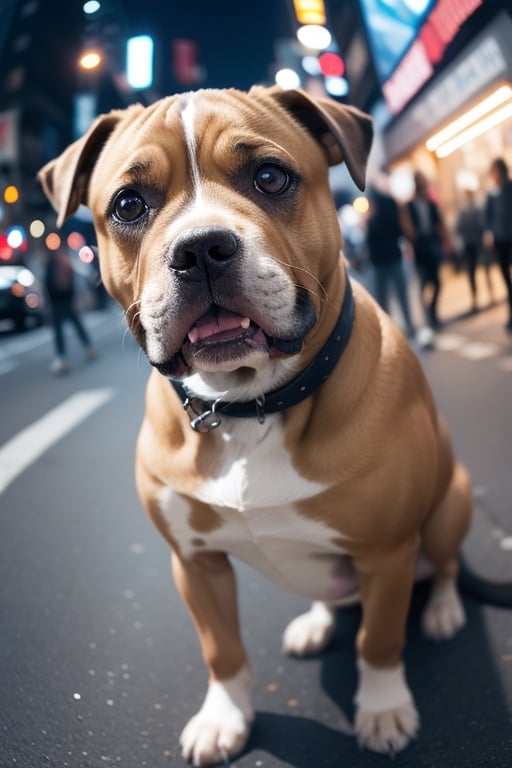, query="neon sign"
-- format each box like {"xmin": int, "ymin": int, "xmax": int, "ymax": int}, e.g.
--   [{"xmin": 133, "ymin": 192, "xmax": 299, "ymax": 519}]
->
[{"xmin": 383, "ymin": 0, "xmax": 483, "ymax": 115}]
